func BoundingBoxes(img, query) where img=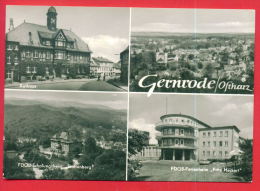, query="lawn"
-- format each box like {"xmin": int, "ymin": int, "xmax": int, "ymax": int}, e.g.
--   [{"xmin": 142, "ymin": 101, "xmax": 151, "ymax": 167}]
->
[
  {"xmin": 133, "ymin": 160, "xmax": 244, "ymax": 182},
  {"xmin": 9, "ymin": 79, "xmax": 124, "ymax": 91},
  {"xmin": 36, "ymin": 81, "xmax": 88, "ymax": 90},
  {"xmin": 79, "ymin": 80, "xmax": 123, "ymax": 91}
]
